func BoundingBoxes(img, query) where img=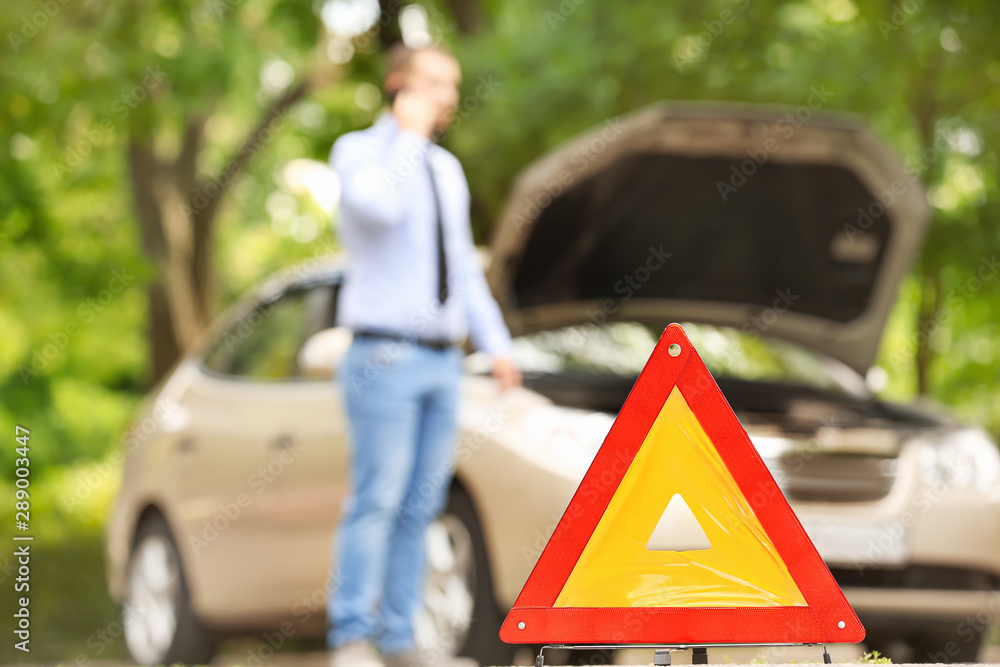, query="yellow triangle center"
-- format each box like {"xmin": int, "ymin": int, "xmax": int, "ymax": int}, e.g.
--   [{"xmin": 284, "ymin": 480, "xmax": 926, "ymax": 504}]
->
[{"xmin": 554, "ymin": 386, "xmax": 807, "ymax": 608}]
